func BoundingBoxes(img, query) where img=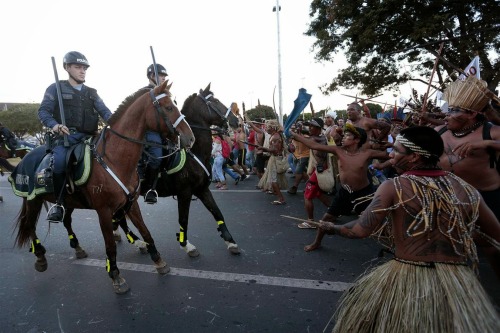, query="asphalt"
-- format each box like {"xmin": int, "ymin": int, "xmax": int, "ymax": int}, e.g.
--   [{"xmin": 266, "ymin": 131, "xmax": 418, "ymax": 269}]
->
[{"xmin": 0, "ymin": 171, "xmax": 498, "ymax": 333}]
